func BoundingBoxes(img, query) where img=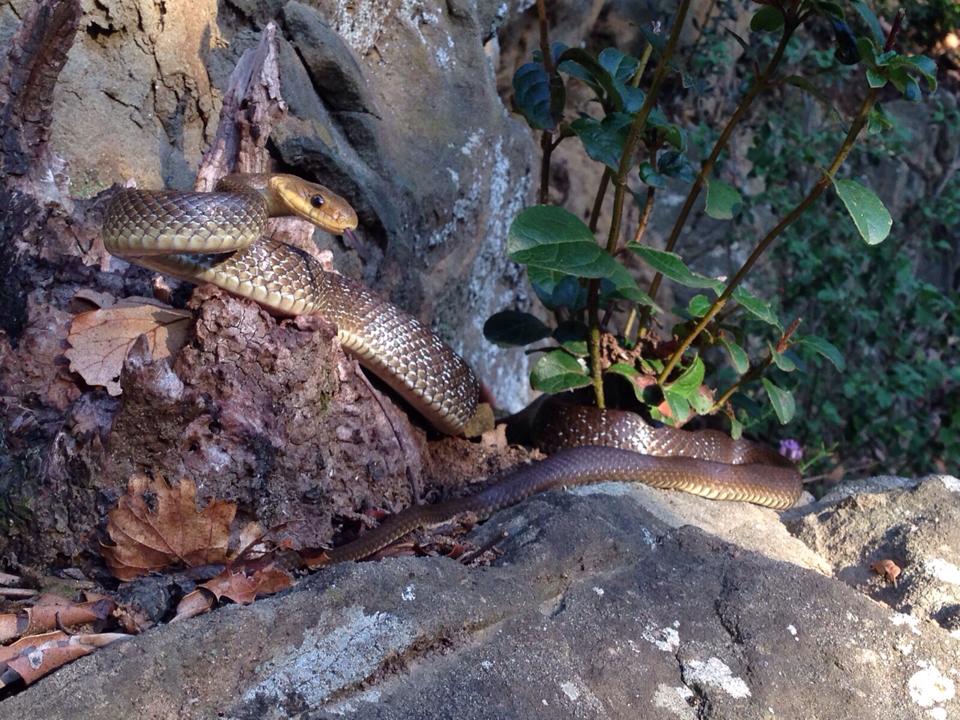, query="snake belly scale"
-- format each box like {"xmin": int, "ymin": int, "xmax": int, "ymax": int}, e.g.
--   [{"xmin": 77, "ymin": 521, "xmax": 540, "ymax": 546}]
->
[{"xmin": 101, "ymin": 173, "xmax": 802, "ymax": 562}]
